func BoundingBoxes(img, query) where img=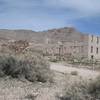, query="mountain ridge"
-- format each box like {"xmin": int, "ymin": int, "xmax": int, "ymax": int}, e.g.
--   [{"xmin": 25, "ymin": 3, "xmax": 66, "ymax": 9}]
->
[{"xmin": 0, "ymin": 27, "xmax": 87, "ymax": 43}]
